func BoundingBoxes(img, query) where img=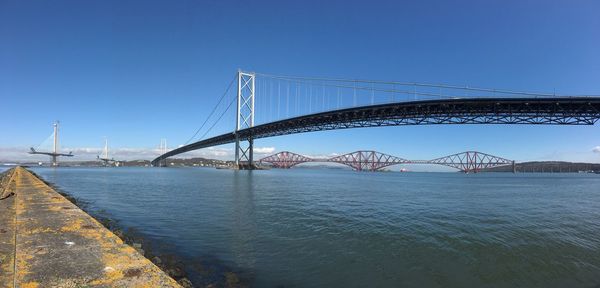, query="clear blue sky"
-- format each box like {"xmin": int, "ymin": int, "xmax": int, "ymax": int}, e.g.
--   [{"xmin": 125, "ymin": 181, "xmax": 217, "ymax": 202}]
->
[{"xmin": 1, "ymin": 0, "xmax": 599, "ymax": 163}]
